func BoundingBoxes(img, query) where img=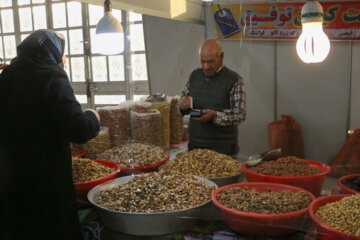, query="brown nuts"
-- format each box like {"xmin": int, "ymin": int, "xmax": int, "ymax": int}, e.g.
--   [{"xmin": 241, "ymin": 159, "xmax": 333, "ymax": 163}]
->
[
  {"xmin": 249, "ymin": 156, "xmax": 322, "ymax": 176},
  {"xmin": 95, "ymin": 171, "xmax": 215, "ymax": 213},
  {"xmin": 161, "ymin": 149, "xmax": 242, "ymax": 178},
  {"xmin": 72, "ymin": 157, "xmax": 114, "ymax": 183},
  {"xmin": 217, "ymin": 187, "xmax": 312, "ymax": 214}
]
